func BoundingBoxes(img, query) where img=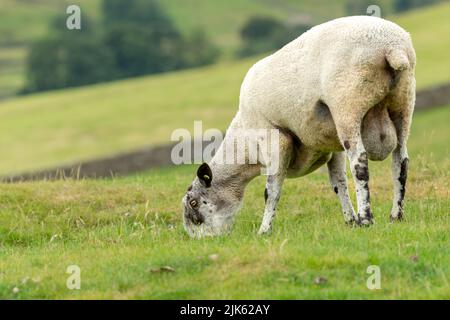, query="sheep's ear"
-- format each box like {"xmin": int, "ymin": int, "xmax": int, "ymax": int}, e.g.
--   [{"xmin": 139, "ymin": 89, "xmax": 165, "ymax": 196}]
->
[{"xmin": 197, "ymin": 163, "xmax": 212, "ymax": 188}]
